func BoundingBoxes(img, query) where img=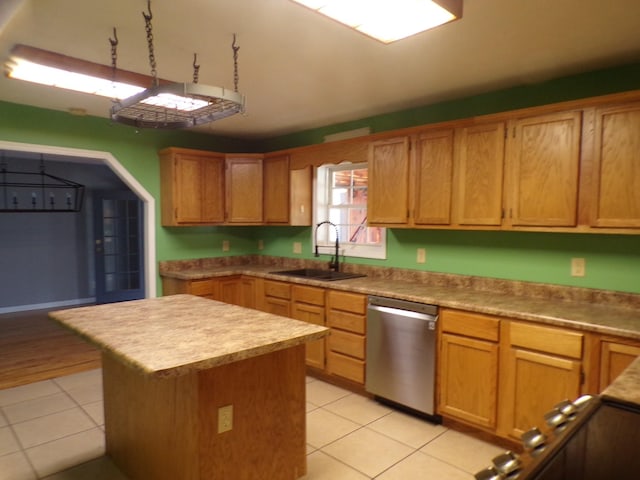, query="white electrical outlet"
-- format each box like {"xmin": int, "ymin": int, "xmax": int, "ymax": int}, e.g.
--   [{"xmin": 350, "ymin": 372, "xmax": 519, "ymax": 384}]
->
[
  {"xmin": 417, "ymin": 248, "xmax": 426, "ymax": 264},
  {"xmin": 258, "ymin": 239, "xmax": 264, "ymax": 250},
  {"xmin": 222, "ymin": 240, "xmax": 230, "ymax": 252},
  {"xmin": 218, "ymin": 405, "xmax": 233, "ymax": 433},
  {"xmin": 571, "ymin": 258, "xmax": 586, "ymax": 277},
  {"xmin": 293, "ymin": 242, "xmax": 302, "ymax": 254}
]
